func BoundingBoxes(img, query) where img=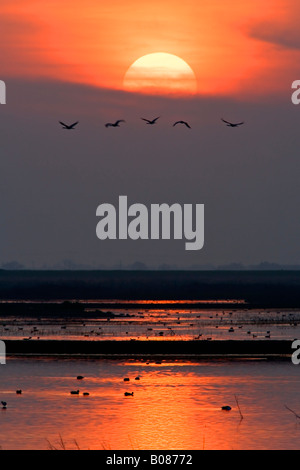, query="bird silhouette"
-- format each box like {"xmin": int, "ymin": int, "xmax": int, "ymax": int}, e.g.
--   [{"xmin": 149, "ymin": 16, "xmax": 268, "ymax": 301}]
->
[
  {"xmin": 105, "ymin": 120, "xmax": 125, "ymax": 128},
  {"xmin": 221, "ymin": 118, "xmax": 244, "ymax": 127},
  {"xmin": 1, "ymin": 401, "xmax": 7, "ymax": 409},
  {"xmin": 59, "ymin": 121, "xmax": 79, "ymax": 130},
  {"xmin": 173, "ymin": 121, "xmax": 191, "ymax": 129},
  {"xmin": 141, "ymin": 117, "xmax": 160, "ymax": 125}
]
